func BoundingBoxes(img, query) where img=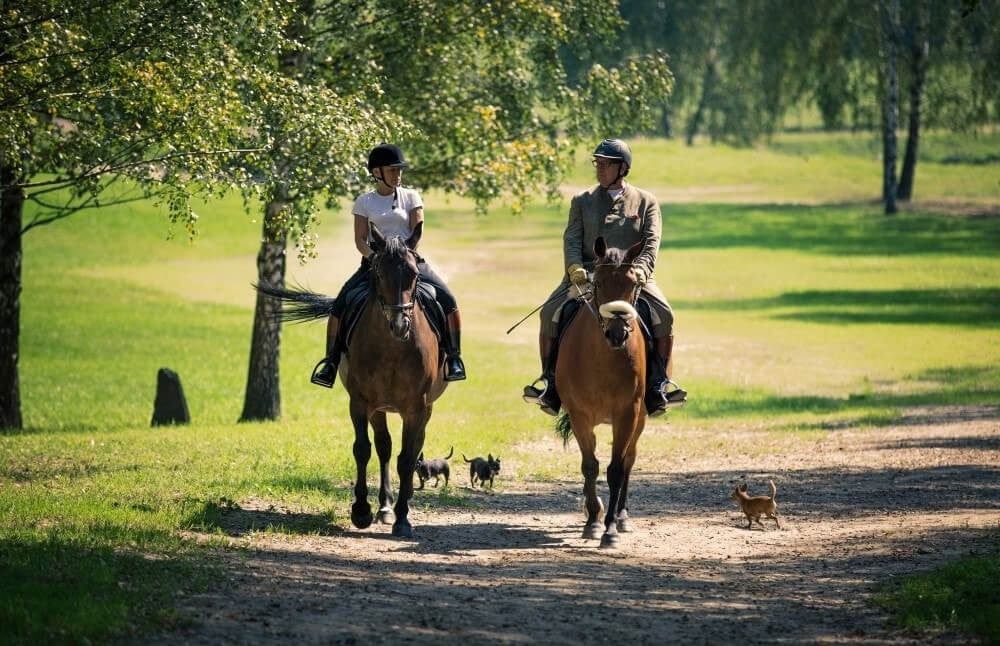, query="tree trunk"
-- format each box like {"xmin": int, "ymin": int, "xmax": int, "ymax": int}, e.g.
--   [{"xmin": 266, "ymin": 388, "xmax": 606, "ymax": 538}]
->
[
  {"xmin": 880, "ymin": 0, "xmax": 901, "ymax": 215},
  {"xmin": 685, "ymin": 47, "xmax": 717, "ymax": 147},
  {"xmin": 0, "ymin": 161, "xmax": 24, "ymax": 430},
  {"xmin": 239, "ymin": 202, "xmax": 288, "ymax": 422},
  {"xmin": 897, "ymin": 2, "xmax": 929, "ymax": 201},
  {"xmin": 238, "ymin": 0, "xmax": 312, "ymax": 422}
]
